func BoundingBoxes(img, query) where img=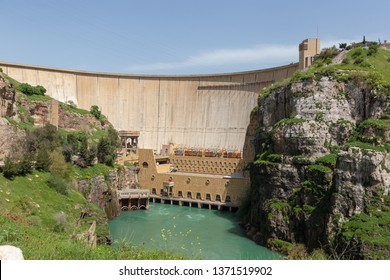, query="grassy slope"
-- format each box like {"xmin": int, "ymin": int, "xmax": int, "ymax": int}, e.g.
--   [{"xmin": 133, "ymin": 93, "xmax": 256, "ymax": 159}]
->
[{"xmin": 0, "ymin": 170, "xmax": 178, "ymax": 259}]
